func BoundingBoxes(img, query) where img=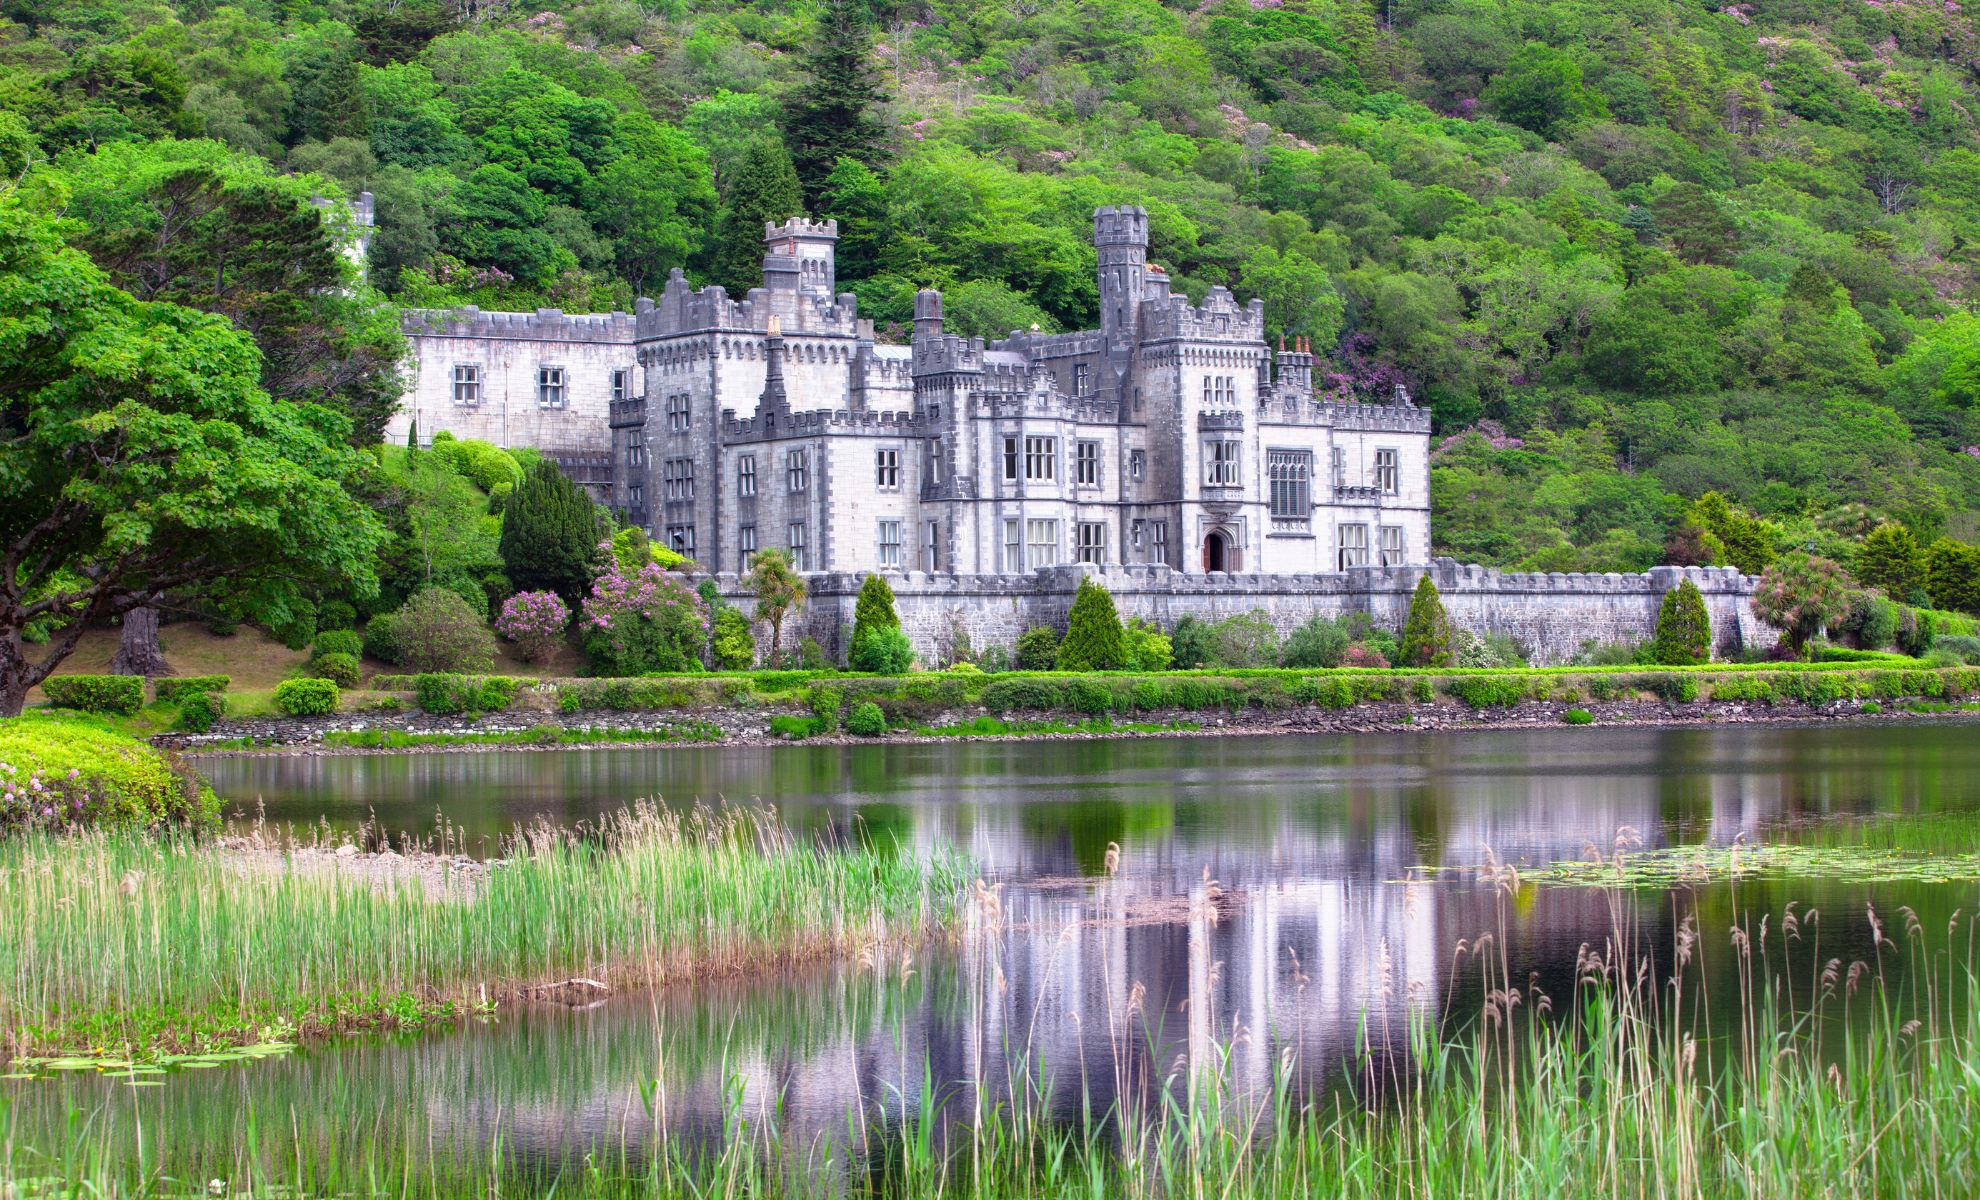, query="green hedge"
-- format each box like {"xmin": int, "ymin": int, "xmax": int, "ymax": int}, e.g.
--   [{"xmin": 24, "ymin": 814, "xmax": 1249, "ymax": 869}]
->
[
  {"xmin": 153, "ymin": 676, "xmax": 230, "ymax": 702},
  {"xmin": 273, "ymin": 677, "xmax": 339, "ymax": 716},
  {"xmin": 41, "ymin": 674, "xmax": 145, "ymax": 716},
  {"xmin": 0, "ymin": 714, "xmax": 217, "ymax": 828},
  {"xmin": 414, "ymin": 674, "xmax": 521, "ymax": 715}
]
